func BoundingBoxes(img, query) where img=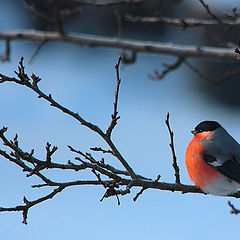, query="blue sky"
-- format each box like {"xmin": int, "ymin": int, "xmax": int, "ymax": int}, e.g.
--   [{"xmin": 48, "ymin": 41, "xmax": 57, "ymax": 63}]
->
[{"xmin": 1, "ymin": 1, "xmax": 240, "ymax": 240}]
